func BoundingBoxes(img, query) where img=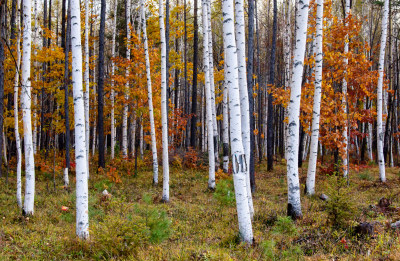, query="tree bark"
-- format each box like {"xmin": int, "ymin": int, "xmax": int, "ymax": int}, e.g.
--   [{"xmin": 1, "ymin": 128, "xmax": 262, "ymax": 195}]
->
[
  {"xmin": 306, "ymin": 0, "xmax": 324, "ymax": 195},
  {"xmin": 190, "ymin": 0, "xmax": 199, "ymax": 148},
  {"xmin": 223, "ymin": 0, "xmax": 253, "ymax": 243},
  {"xmin": 159, "ymin": 0, "xmax": 170, "ymax": 202},
  {"xmin": 267, "ymin": 0, "xmax": 277, "ymax": 171},
  {"xmin": 286, "ymin": 0, "xmax": 309, "ymax": 219},
  {"xmin": 71, "ymin": 0, "xmax": 89, "ymax": 239},
  {"xmin": 377, "ymin": 0, "xmax": 389, "ymax": 182}
]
